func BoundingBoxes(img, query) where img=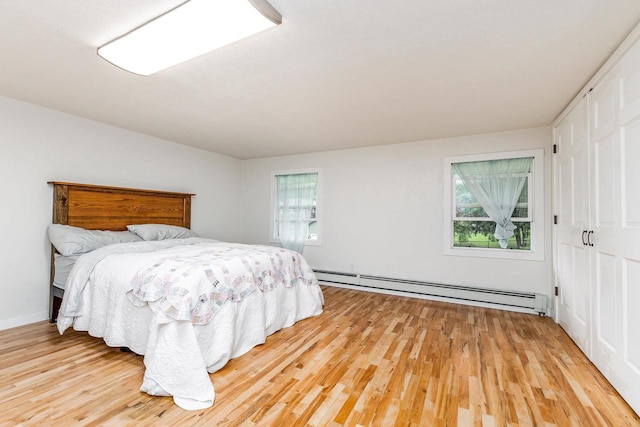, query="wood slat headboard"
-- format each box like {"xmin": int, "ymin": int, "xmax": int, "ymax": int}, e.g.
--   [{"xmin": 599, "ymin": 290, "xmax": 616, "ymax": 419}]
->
[{"xmin": 48, "ymin": 182, "xmax": 195, "ymax": 230}]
